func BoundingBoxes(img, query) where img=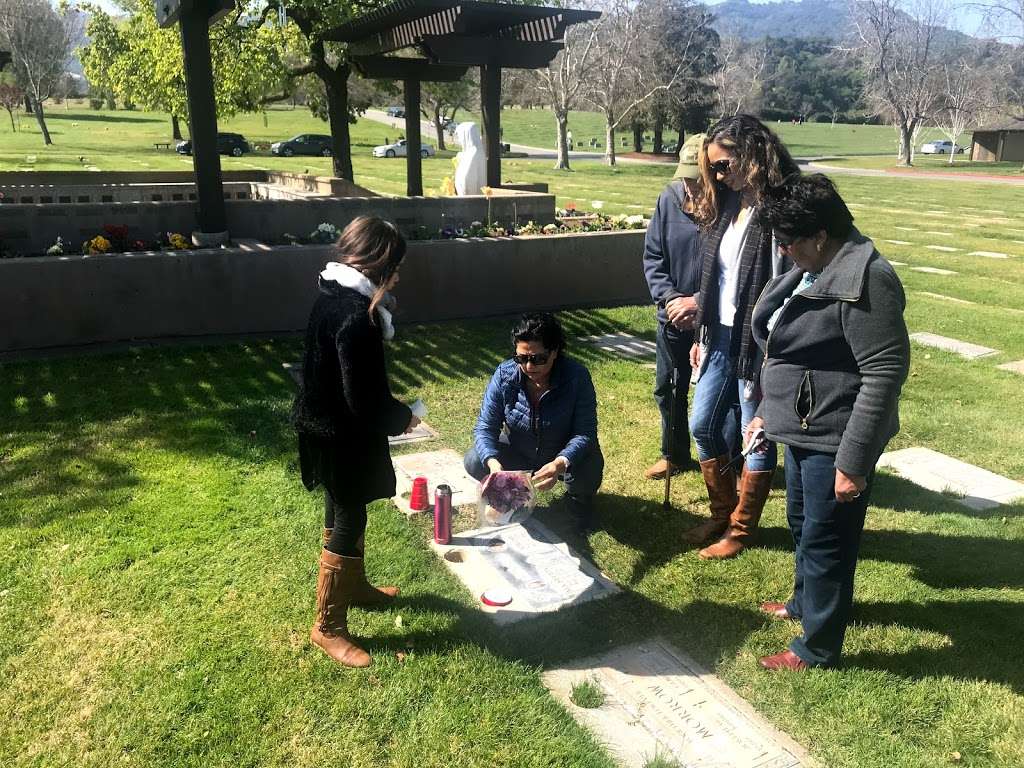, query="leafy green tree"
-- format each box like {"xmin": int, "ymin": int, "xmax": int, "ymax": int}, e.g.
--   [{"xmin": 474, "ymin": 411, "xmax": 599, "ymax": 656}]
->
[
  {"xmin": 421, "ymin": 77, "xmax": 474, "ymax": 150},
  {"xmin": 759, "ymin": 37, "xmax": 862, "ymax": 123}
]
